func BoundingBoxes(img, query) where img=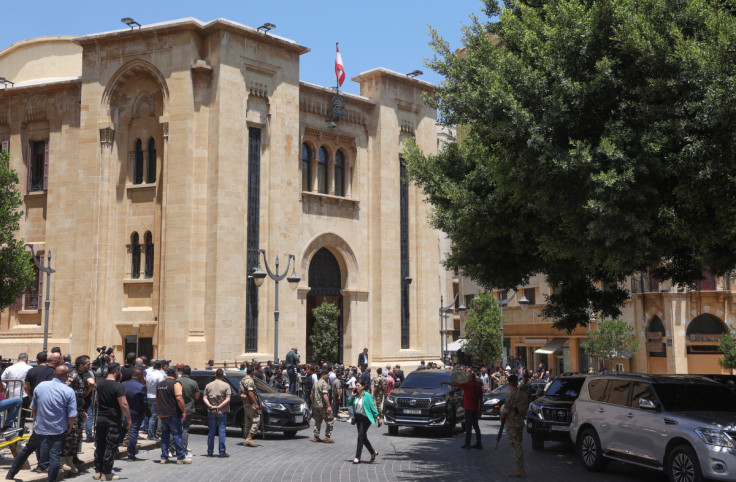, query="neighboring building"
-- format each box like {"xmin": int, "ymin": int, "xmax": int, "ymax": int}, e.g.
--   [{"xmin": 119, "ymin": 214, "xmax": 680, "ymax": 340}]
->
[
  {"xmin": 442, "ymin": 267, "xmax": 733, "ymax": 375},
  {"xmin": 0, "ymin": 18, "xmax": 441, "ymax": 368}
]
